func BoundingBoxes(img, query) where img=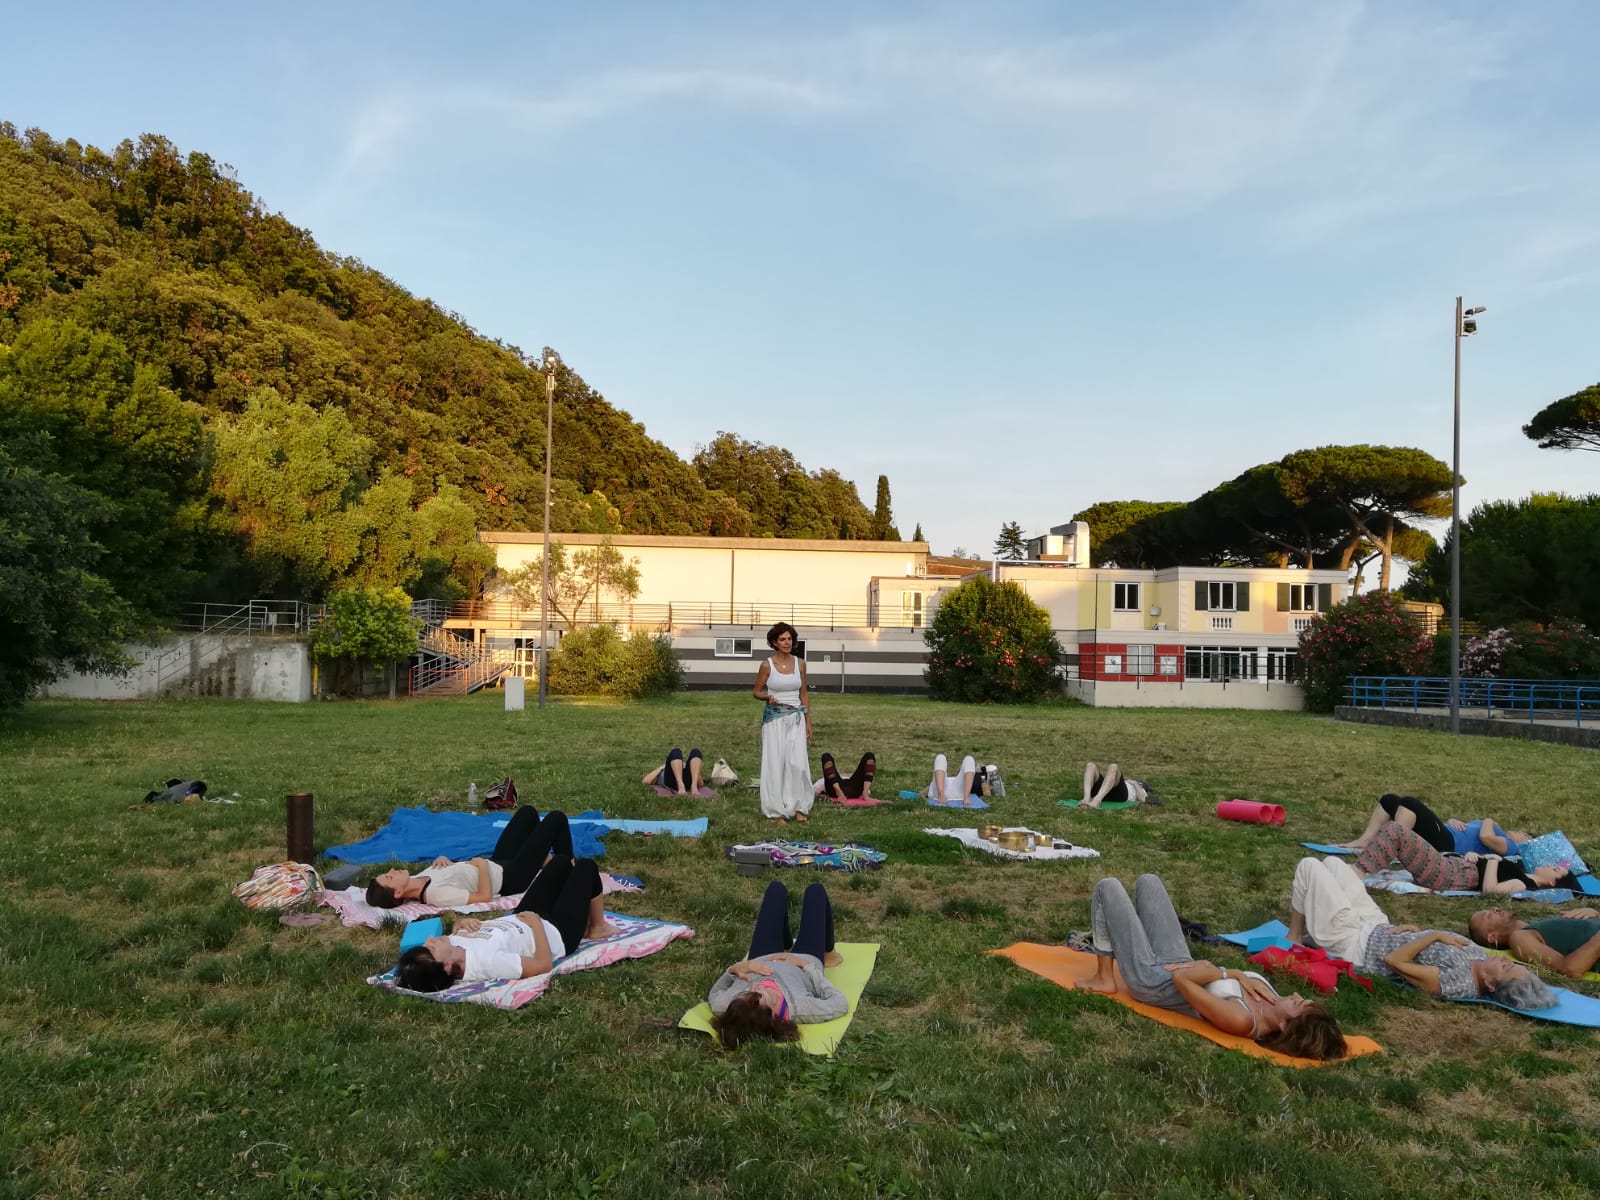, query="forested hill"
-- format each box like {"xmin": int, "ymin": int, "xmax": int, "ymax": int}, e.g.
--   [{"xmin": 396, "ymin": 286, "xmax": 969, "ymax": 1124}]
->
[{"xmin": 0, "ymin": 125, "xmax": 893, "ymax": 605}]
